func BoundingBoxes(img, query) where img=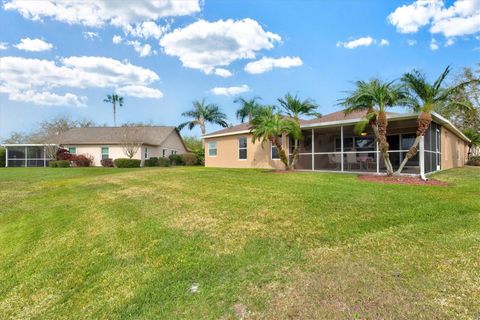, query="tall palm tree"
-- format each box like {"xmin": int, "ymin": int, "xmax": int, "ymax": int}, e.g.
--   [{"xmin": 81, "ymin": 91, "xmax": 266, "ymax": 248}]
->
[
  {"xmin": 103, "ymin": 94, "xmax": 124, "ymax": 127},
  {"xmin": 340, "ymin": 79, "xmax": 408, "ymax": 176},
  {"xmin": 234, "ymin": 97, "xmax": 262, "ymax": 123},
  {"xmin": 250, "ymin": 106, "xmax": 302, "ymax": 170},
  {"xmin": 178, "ymin": 99, "xmax": 229, "ymax": 145},
  {"xmin": 396, "ymin": 66, "xmax": 476, "ymax": 174},
  {"xmin": 463, "ymin": 129, "xmax": 480, "ymax": 159},
  {"xmin": 277, "ymin": 93, "xmax": 320, "ymax": 167}
]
